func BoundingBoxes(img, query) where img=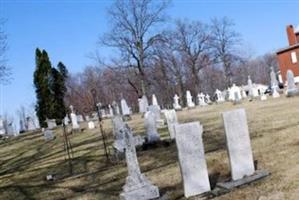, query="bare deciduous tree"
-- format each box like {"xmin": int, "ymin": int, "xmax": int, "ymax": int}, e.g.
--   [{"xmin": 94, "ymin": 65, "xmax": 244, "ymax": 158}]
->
[
  {"xmin": 101, "ymin": 0, "xmax": 170, "ymax": 96},
  {"xmin": 210, "ymin": 17, "xmax": 241, "ymax": 87},
  {"xmin": 172, "ymin": 19, "xmax": 211, "ymax": 93}
]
